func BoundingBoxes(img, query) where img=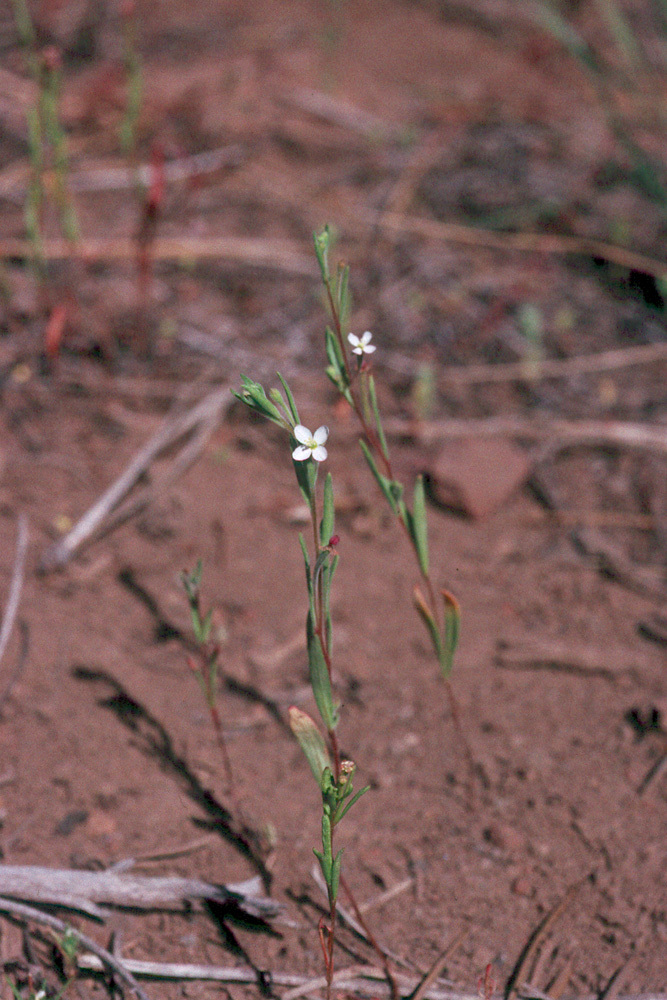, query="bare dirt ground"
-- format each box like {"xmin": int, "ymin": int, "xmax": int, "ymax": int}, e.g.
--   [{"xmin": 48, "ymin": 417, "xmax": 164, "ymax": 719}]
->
[{"xmin": 0, "ymin": 1, "xmax": 666, "ymax": 998}]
